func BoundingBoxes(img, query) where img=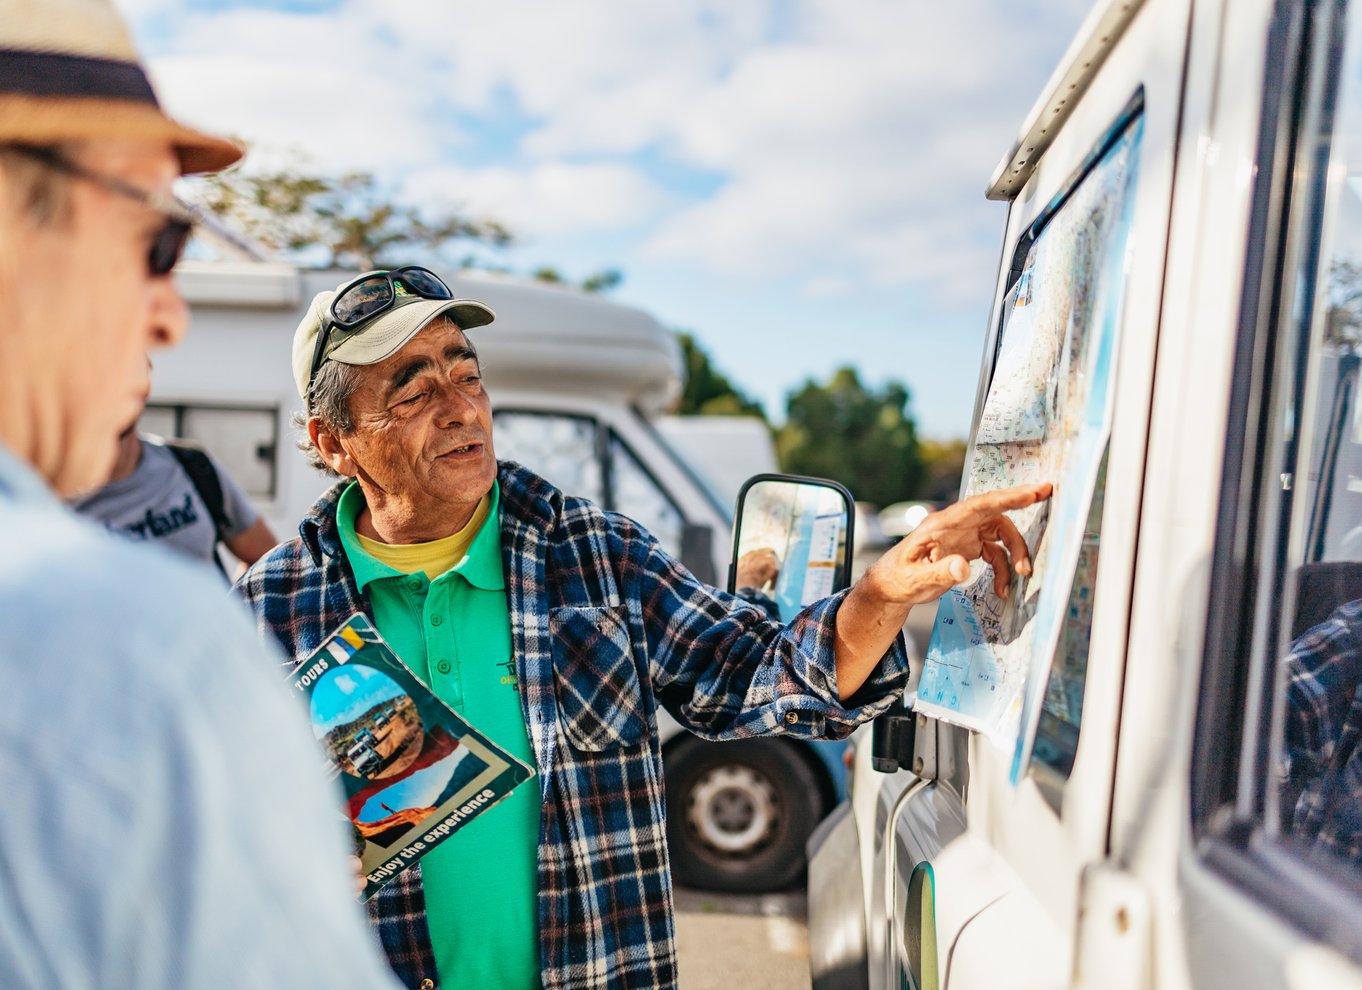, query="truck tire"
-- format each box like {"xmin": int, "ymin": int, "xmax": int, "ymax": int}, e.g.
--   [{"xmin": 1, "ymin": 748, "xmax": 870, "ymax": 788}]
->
[{"xmin": 665, "ymin": 736, "xmax": 823, "ymax": 893}]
